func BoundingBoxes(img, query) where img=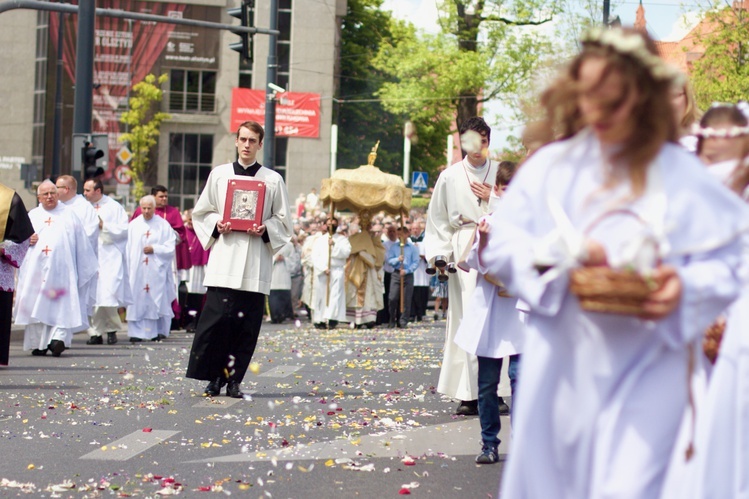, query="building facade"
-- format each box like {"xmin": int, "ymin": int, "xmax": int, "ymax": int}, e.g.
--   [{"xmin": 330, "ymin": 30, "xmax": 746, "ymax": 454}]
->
[{"xmin": 0, "ymin": 0, "xmax": 346, "ymax": 210}]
